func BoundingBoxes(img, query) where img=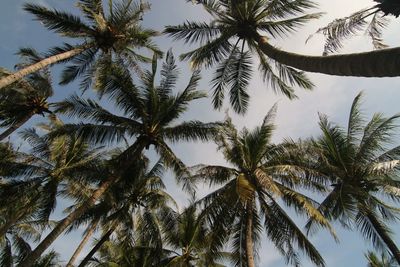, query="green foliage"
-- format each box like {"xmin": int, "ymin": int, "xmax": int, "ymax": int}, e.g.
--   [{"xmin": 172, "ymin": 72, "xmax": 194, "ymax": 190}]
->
[
  {"xmin": 190, "ymin": 106, "xmax": 332, "ymax": 267},
  {"xmin": 23, "ymin": 0, "xmax": 161, "ymax": 91},
  {"xmin": 306, "ymin": 92, "xmax": 400, "ymax": 255},
  {"xmin": 165, "ymin": 0, "xmax": 319, "ymax": 113}
]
